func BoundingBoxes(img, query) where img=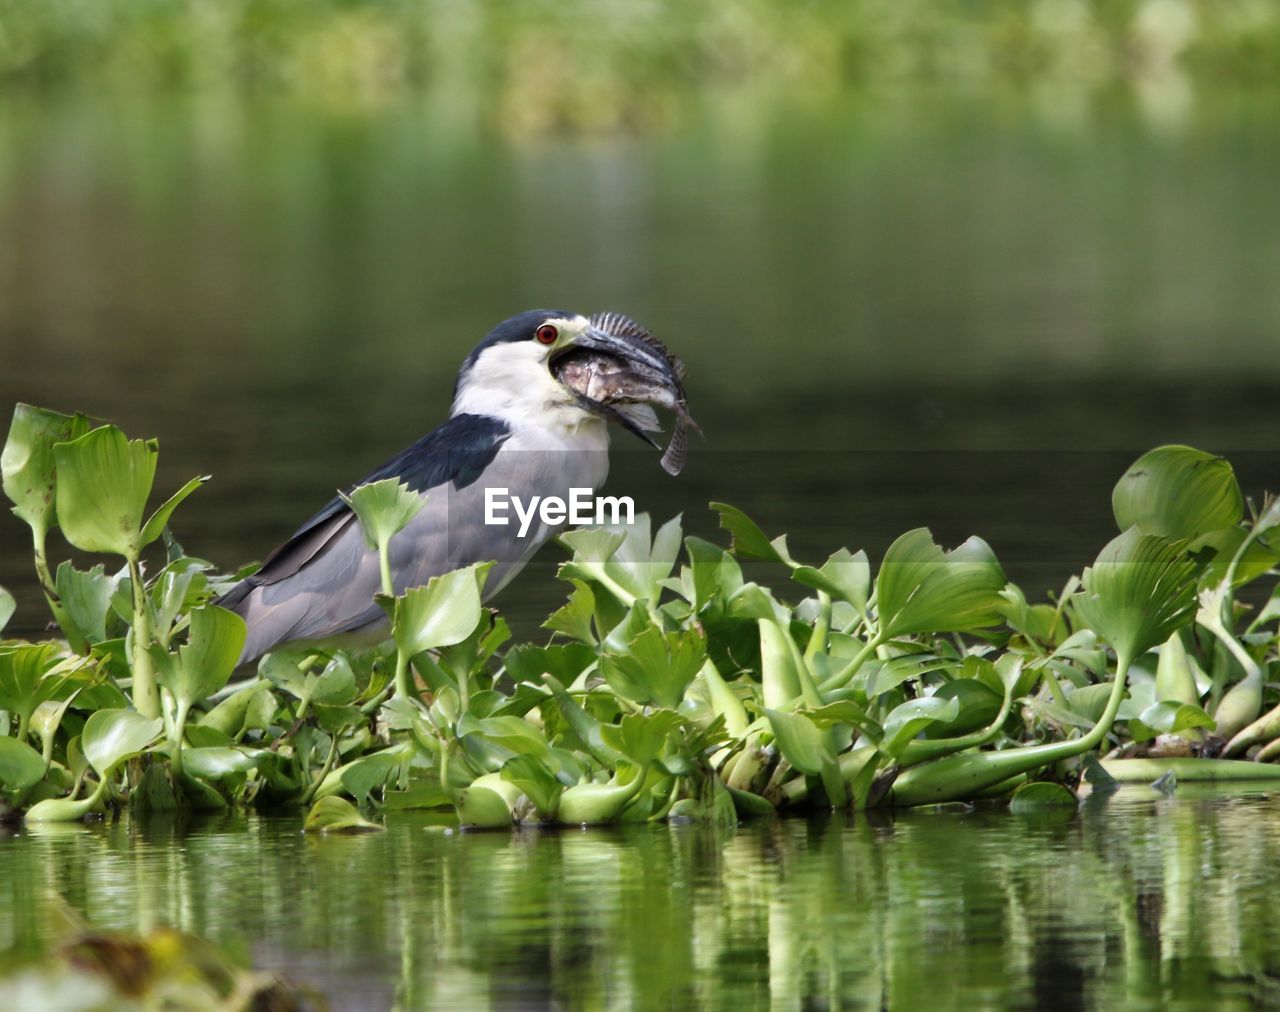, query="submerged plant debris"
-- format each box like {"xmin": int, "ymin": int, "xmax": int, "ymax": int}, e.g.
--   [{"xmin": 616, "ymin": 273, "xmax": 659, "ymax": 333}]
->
[{"xmin": 1, "ymin": 405, "xmax": 1279, "ymax": 827}]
